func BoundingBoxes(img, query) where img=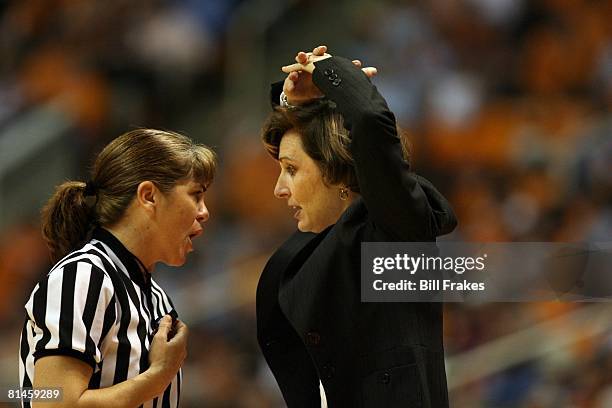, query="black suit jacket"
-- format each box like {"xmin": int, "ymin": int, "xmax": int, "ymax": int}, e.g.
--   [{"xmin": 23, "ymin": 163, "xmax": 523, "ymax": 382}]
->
[{"xmin": 257, "ymin": 57, "xmax": 457, "ymax": 407}]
